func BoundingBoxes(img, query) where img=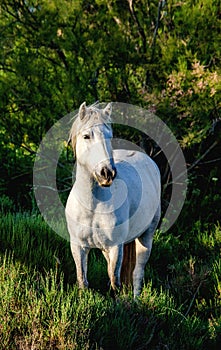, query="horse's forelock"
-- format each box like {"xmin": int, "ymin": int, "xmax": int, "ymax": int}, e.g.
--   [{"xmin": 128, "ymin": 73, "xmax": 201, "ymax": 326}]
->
[{"xmin": 69, "ymin": 104, "xmax": 112, "ymax": 154}]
